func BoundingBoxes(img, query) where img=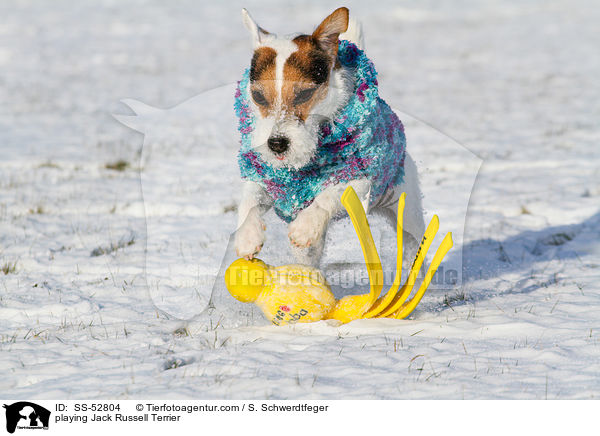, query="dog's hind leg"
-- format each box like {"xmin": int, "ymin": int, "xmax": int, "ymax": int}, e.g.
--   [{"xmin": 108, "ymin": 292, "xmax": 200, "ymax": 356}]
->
[{"xmin": 373, "ymin": 153, "xmax": 425, "ymax": 269}]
